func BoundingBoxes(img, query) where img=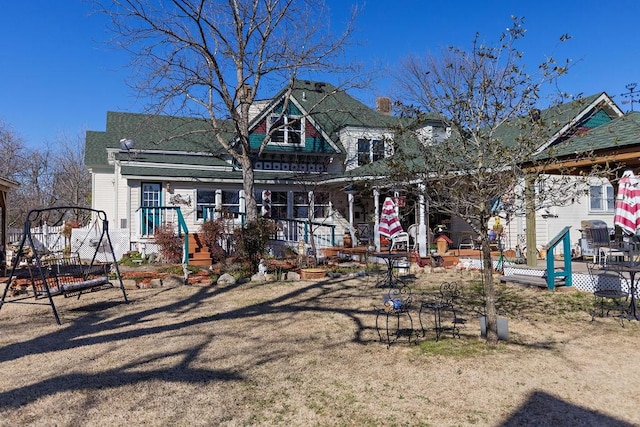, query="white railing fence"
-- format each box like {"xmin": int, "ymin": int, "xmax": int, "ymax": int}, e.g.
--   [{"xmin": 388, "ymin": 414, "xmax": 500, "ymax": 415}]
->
[{"xmin": 8, "ymin": 225, "xmax": 129, "ymax": 262}]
